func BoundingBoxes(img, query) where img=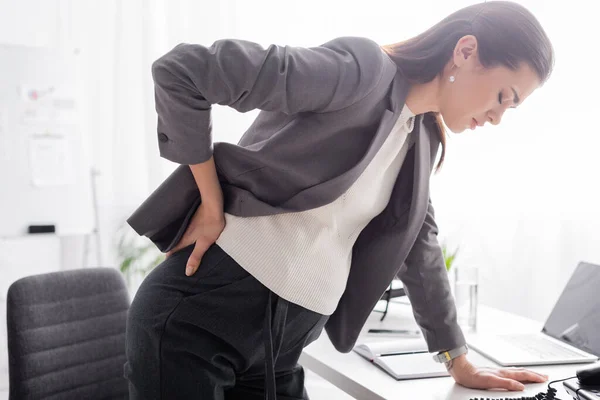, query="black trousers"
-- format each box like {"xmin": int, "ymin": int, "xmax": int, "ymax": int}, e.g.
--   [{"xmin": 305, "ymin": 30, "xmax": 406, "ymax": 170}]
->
[{"xmin": 124, "ymin": 243, "xmax": 329, "ymax": 400}]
